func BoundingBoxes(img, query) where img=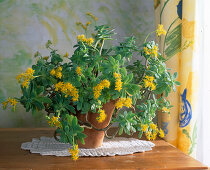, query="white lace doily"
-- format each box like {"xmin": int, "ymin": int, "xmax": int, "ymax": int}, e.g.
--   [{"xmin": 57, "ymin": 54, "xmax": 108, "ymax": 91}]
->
[{"xmin": 21, "ymin": 136, "xmax": 155, "ymax": 157}]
